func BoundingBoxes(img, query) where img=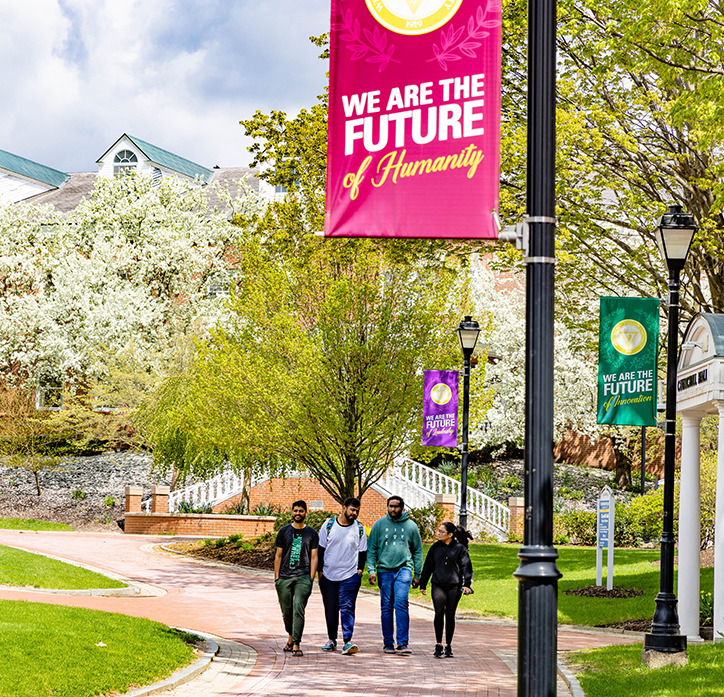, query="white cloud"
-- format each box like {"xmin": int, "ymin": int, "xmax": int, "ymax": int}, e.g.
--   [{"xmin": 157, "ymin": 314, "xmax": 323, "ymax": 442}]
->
[{"xmin": 0, "ymin": 0, "xmax": 330, "ymax": 172}]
